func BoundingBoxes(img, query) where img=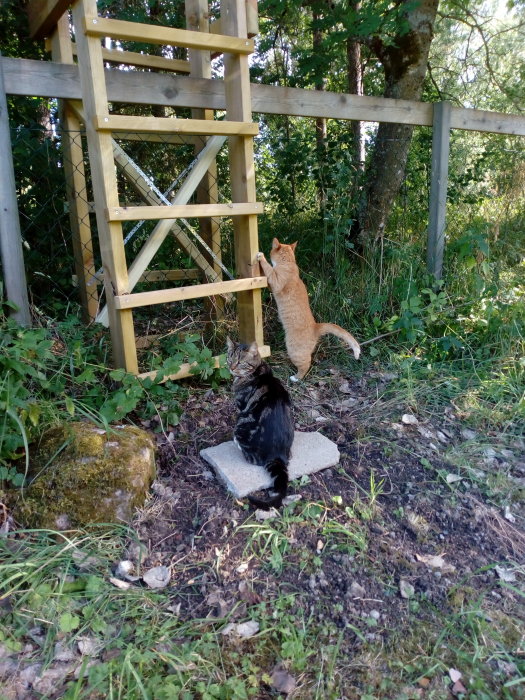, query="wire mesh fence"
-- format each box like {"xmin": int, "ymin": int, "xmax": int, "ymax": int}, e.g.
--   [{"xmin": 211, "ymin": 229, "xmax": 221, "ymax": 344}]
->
[
  {"xmin": 10, "ymin": 125, "xmax": 239, "ymax": 332},
  {"xmin": 8, "ymin": 119, "xmax": 525, "ymax": 358}
]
